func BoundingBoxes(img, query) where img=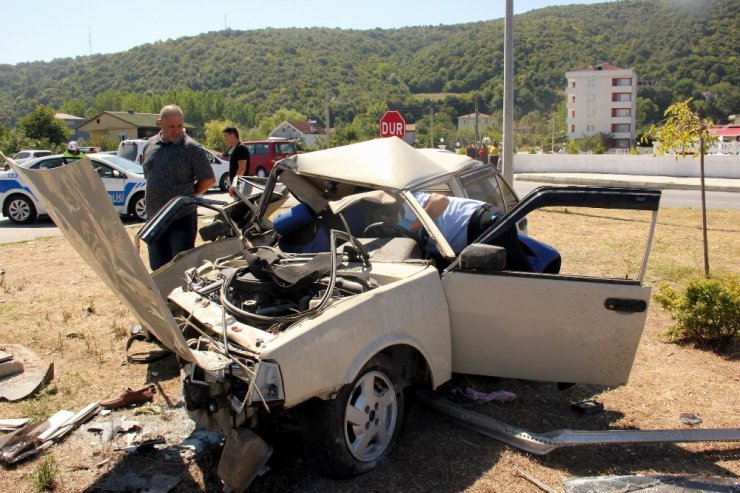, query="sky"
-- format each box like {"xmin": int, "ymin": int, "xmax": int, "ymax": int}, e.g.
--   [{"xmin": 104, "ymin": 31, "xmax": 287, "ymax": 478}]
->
[{"xmin": 0, "ymin": 0, "xmax": 608, "ymax": 65}]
